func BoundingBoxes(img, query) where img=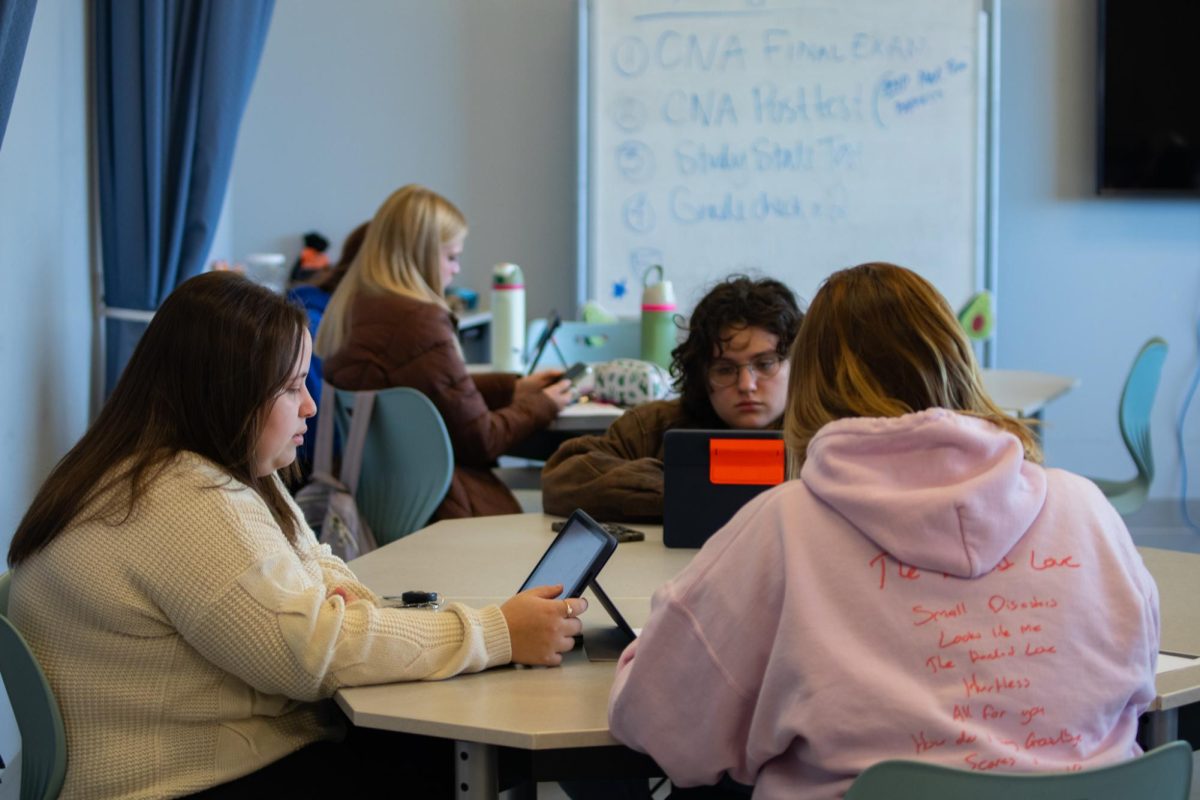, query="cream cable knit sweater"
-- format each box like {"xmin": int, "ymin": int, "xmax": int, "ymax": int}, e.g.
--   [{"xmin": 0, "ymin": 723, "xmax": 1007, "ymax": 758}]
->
[{"xmin": 9, "ymin": 453, "xmax": 511, "ymax": 799}]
